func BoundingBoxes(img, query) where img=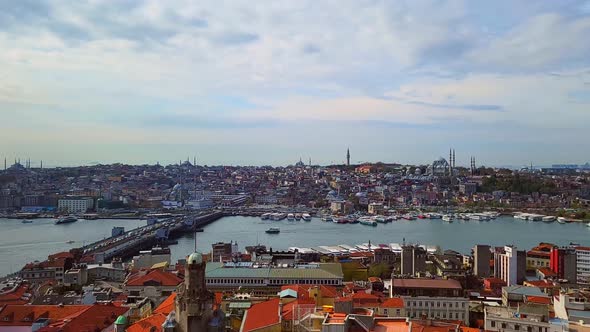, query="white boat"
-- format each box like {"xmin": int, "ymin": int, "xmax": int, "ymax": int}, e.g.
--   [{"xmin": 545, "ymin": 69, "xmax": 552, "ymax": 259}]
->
[
  {"xmin": 557, "ymin": 217, "xmax": 567, "ymax": 224},
  {"xmin": 302, "ymin": 213, "xmax": 312, "ymax": 221},
  {"xmin": 261, "ymin": 213, "xmax": 271, "ymax": 220},
  {"xmin": 287, "ymin": 213, "xmax": 295, "ymax": 221},
  {"xmin": 586, "ymin": 223, "xmax": 590, "ymax": 227},
  {"xmin": 321, "ymin": 215, "xmax": 333, "ymax": 222},
  {"xmin": 55, "ymin": 216, "xmax": 77, "ymax": 225},
  {"xmin": 542, "ymin": 216, "xmax": 556, "ymax": 222},
  {"xmin": 442, "ymin": 215, "xmax": 453, "ymax": 222}
]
